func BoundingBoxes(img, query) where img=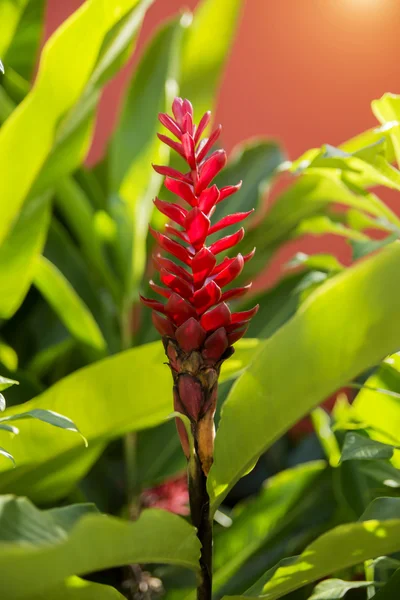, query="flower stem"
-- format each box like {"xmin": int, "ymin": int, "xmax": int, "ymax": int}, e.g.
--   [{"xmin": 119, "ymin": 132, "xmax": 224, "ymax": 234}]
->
[{"xmin": 188, "ymin": 452, "xmax": 213, "ymax": 600}]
